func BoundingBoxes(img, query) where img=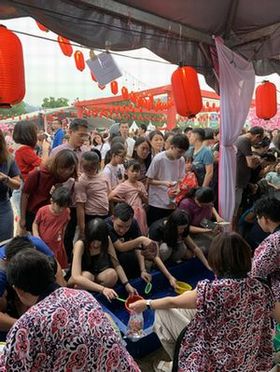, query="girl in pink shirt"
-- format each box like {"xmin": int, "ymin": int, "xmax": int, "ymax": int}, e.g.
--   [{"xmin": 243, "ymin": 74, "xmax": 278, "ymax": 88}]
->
[
  {"xmin": 33, "ymin": 186, "xmax": 71, "ymax": 269},
  {"xmin": 75, "ymin": 151, "xmax": 110, "ymax": 239},
  {"xmin": 109, "ymin": 160, "xmax": 148, "ymax": 235}
]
